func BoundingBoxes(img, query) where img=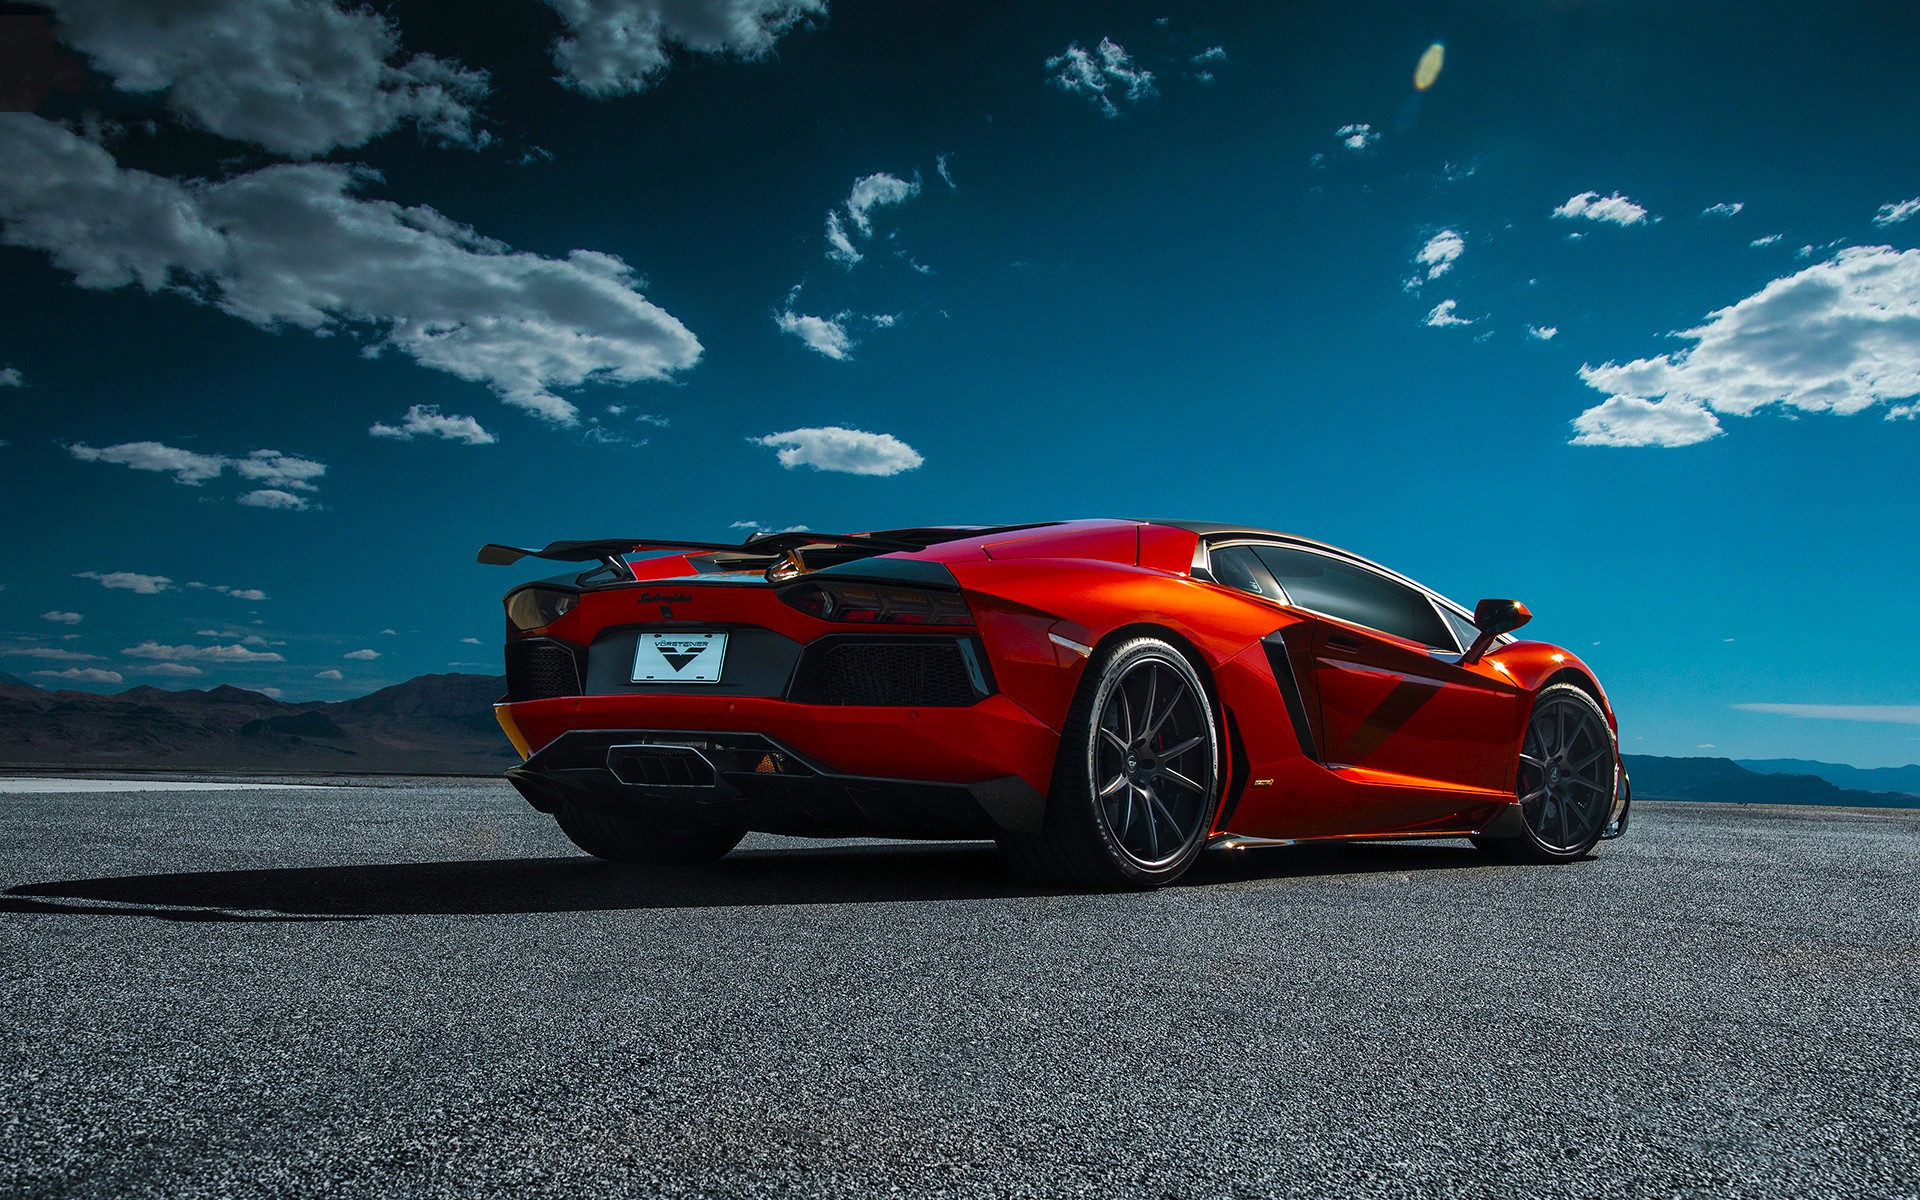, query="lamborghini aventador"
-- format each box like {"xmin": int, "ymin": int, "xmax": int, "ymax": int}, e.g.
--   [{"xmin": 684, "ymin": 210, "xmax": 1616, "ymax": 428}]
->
[{"xmin": 481, "ymin": 520, "xmax": 1629, "ymax": 889}]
